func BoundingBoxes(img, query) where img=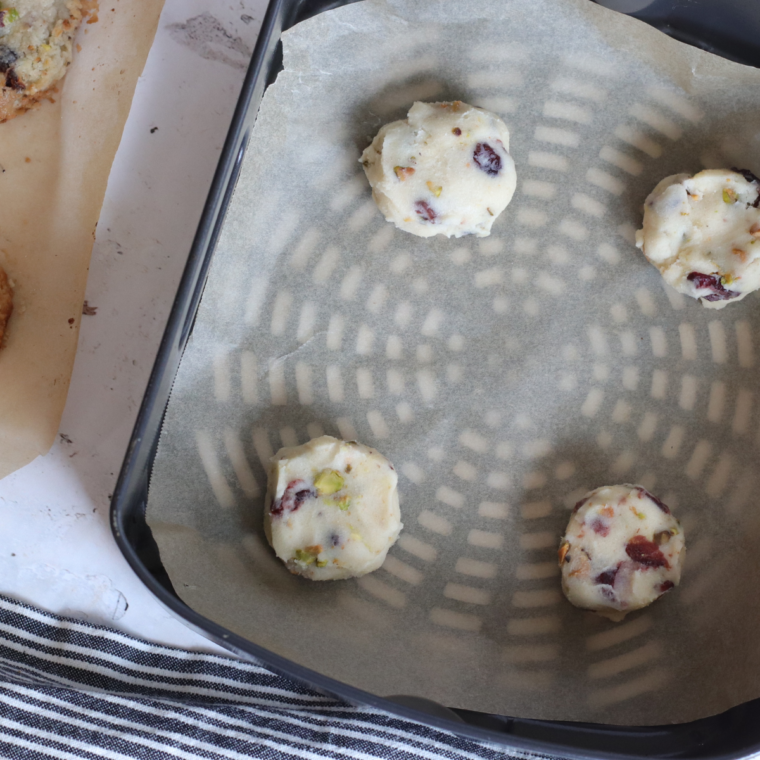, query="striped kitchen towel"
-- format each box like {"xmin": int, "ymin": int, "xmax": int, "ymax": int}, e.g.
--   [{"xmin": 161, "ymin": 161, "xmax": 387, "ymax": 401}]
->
[{"xmin": 0, "ymin": 595, "xmax": 527, "ymax": 759}]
